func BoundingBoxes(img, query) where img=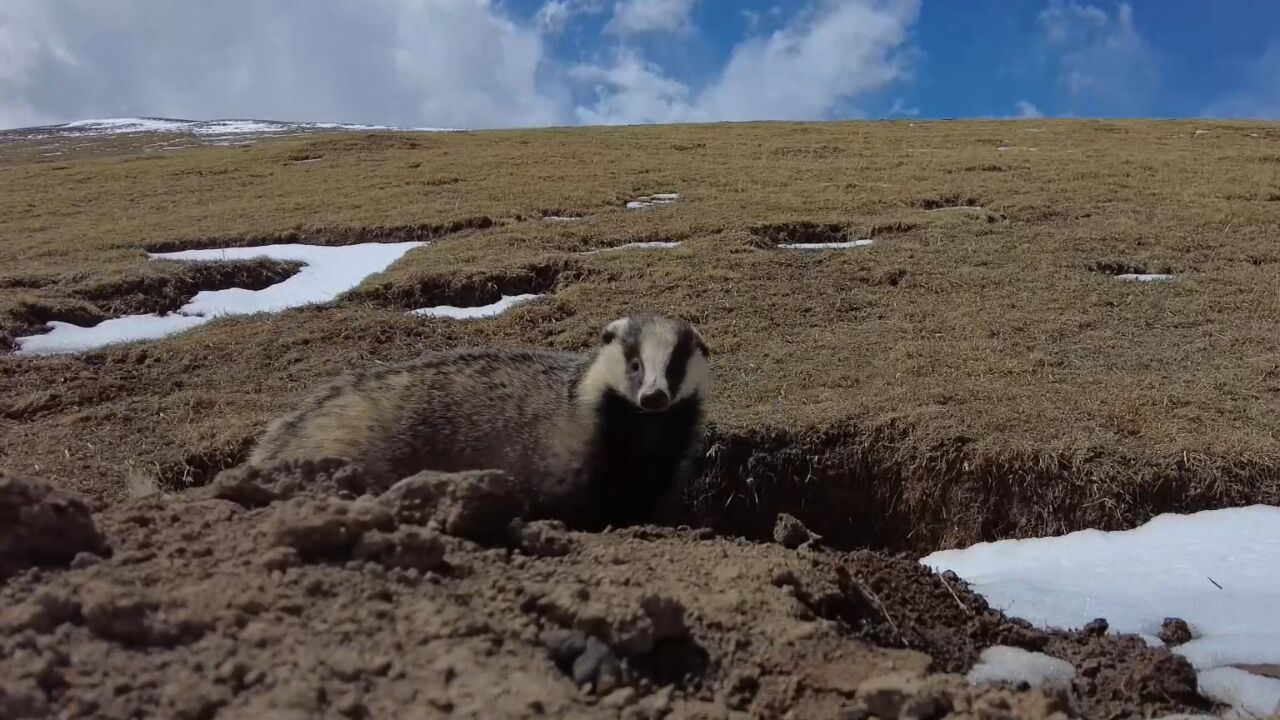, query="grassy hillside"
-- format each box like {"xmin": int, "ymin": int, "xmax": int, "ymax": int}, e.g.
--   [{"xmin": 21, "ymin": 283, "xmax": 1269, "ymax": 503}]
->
[{"xmin": 2, "ymin": 119, "xmax": 1279, "ymax": 551}]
